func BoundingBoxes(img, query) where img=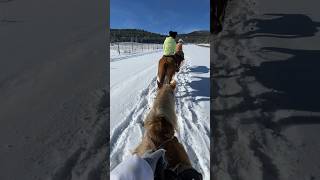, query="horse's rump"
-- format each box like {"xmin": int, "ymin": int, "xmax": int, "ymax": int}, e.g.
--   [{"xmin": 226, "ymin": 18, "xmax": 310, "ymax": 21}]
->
[{"xmin": 157, "ymin": 56, "xmax": 176, "ymax": 87}]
